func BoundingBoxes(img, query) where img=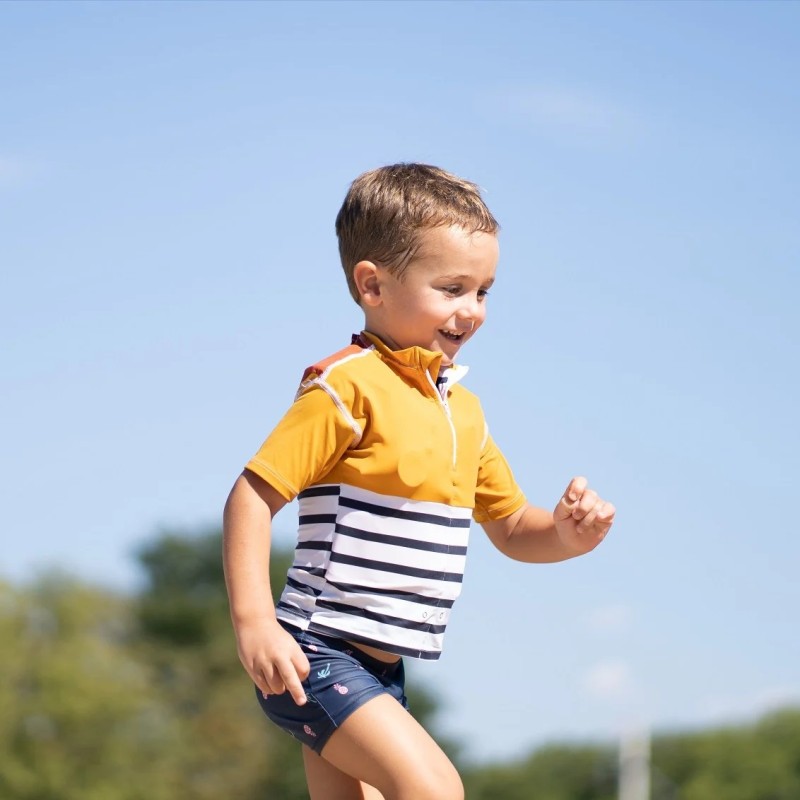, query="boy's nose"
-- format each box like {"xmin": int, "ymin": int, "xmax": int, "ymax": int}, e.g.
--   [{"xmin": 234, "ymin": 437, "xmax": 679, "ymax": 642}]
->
[
  {"xmin": 459, "ymin": 296, "xmax": 485, "ymax": 322},
  {"xmin": 455, "ymin": 305, "xmax": 482, "ymax": 332}
]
